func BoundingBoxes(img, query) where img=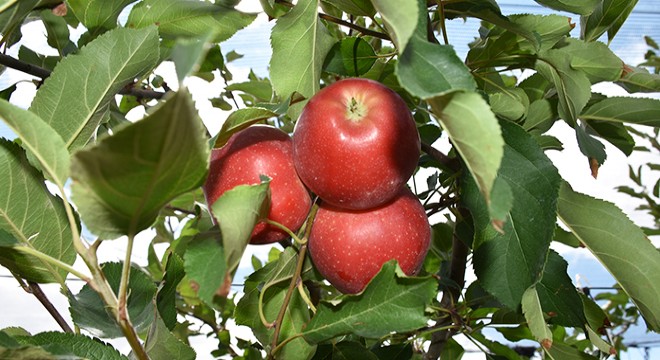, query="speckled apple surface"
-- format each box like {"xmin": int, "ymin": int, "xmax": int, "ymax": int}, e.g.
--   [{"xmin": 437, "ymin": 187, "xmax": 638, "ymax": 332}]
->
[
  {"xmin": 308, "ymin": 187, "xmax": 431, "ymax": 294},
  {"xmin": 293, "ymin": 78, "xmax": 420, "ymax": 210},
  {"xmin": 203, "ymin": 125, "xmax": 312, "ymax": 244}
]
